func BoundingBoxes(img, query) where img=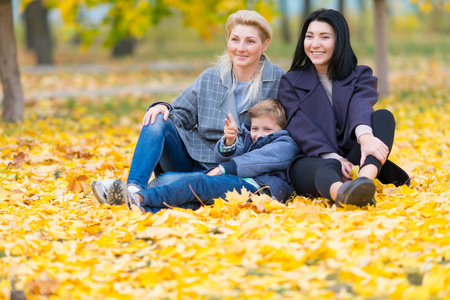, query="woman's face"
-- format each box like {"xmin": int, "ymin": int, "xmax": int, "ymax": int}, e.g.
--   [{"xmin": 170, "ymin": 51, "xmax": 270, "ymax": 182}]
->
[
  {"xmin": 304, "ymin": 21, "xmax": 335, "ymax": 74},
  {"xmin": 227, "ymin": 24, "xmax": 269, "ymax": 76}
]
